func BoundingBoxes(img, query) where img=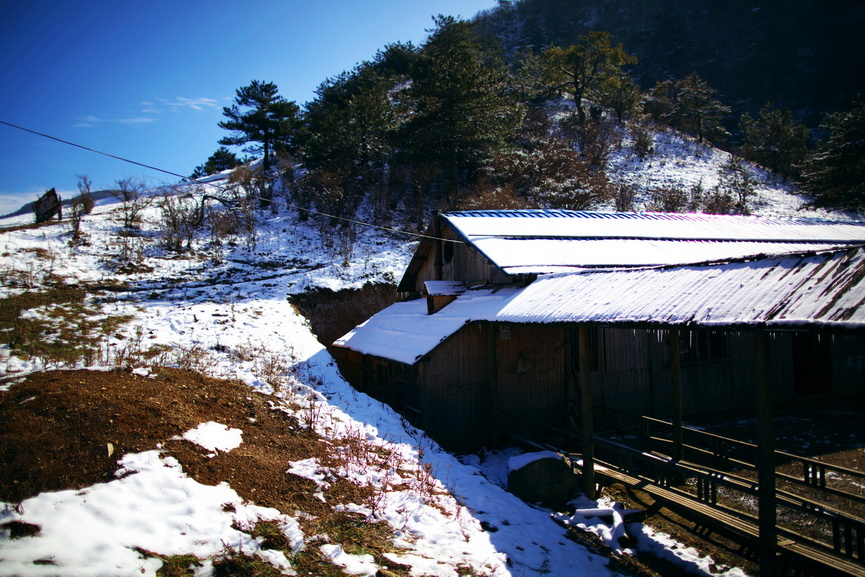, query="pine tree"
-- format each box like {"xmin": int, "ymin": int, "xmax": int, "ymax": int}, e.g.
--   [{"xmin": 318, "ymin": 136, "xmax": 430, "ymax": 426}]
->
[
  {"xmin": 219, "ymin": 81, "xmax": 300, "ymax": 171},
  {"xmin": 190, "ymin": 146, "xmax": 241, "ymax": 179},
  {"xmin": 541, "ymin": 31, "xmax": 637, "ymax": 123},
  {"xmin": 801, "ymin": 97, "xmax": 865, "ymax": 210},
  {"xmin": 399, "ymin": 15, "xmax": 522, "ymax": 197},
  {"xmin": 301, "ymin": 59, "xmax": 402, "ymax": 184},
  {"xmin": 647, "ymin": 73, "xmax": 730, "ymax": 143},
  {"xmin": 598, "ymin": 71, "xmax": 642, "ymax": 123},
  {"xmin": 739, "ymin": 103, "xmax": 808, "ymax": 178}
]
